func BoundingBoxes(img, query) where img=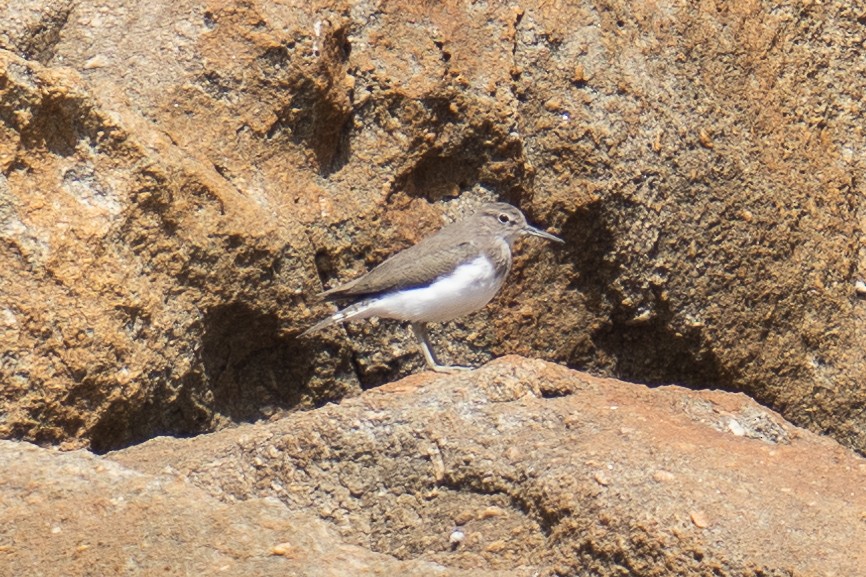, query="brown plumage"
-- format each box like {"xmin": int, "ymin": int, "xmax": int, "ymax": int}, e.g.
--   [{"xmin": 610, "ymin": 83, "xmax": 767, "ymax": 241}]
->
[
  {"xmin": 321, "ymin": 214, "xmax": 513, "ymax": 302},
  {"xmin": 302, "ymin": 202, "xmax": 563, "ymax": 372}
]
